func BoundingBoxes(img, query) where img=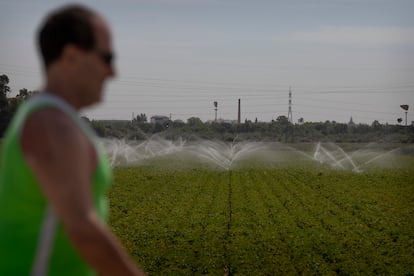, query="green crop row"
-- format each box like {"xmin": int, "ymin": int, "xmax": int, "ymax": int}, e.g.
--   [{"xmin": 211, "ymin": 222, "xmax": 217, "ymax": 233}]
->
[{"xmin": 109, "ymin": 165, "xmax": 414, "ymax": 275}]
